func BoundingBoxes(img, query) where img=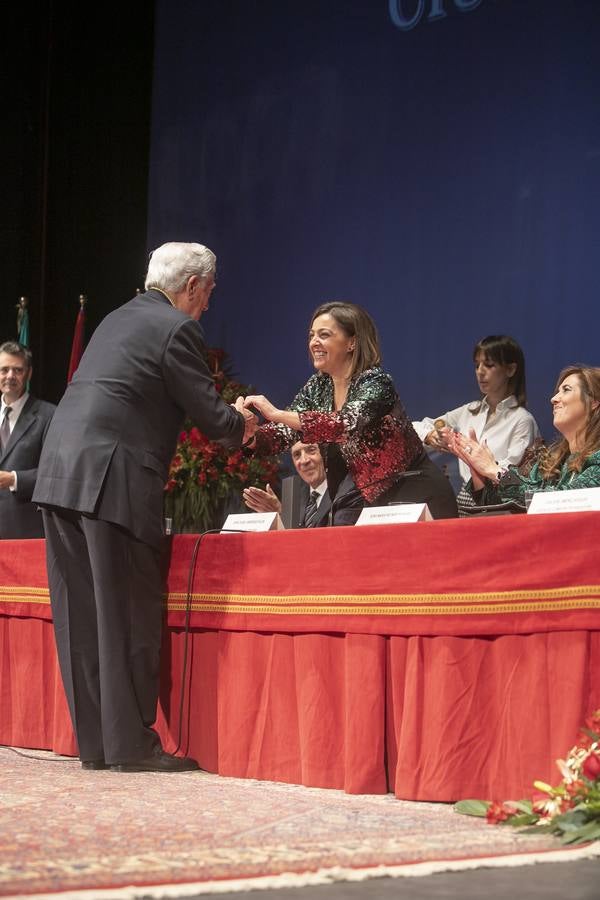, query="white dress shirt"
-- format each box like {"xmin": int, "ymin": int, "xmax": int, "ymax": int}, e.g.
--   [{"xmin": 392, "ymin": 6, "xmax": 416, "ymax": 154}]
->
[
  {"xmin": 412, "ymin": 395, "xmax": 540, "ymax": 483},
  {"xmin": 310, "ymin": 479, "xmax": 328, "ymax": 507}
]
